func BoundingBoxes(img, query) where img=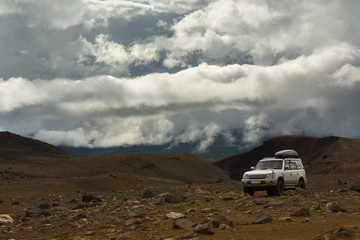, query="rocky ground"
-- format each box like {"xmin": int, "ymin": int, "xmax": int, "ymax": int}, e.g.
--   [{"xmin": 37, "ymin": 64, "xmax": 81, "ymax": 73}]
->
[{"xmin": 1, "ymin": 174, "xmax": 360, "ymax": 240}]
